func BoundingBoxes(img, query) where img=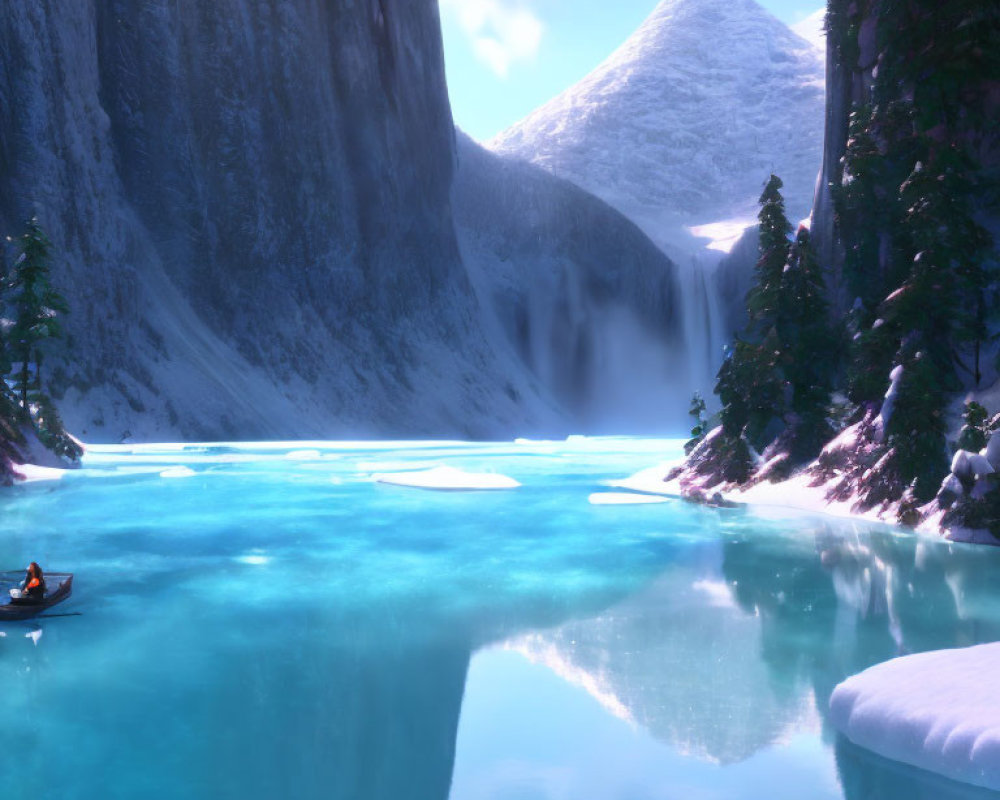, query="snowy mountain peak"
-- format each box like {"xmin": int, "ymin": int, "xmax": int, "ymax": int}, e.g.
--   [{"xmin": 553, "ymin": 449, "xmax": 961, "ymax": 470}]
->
[
  {"xmin": 790, "ymin": 8, "xmax": 827, "ymax": 53},
  {"xmin": 489, "ymin": 0, "xmax": 825, "ymax": 258}
]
